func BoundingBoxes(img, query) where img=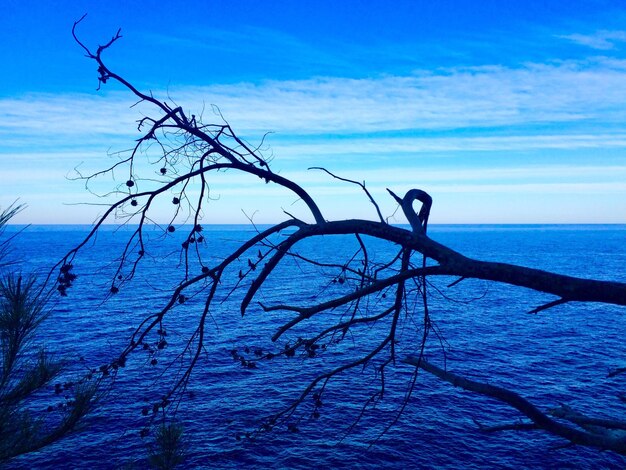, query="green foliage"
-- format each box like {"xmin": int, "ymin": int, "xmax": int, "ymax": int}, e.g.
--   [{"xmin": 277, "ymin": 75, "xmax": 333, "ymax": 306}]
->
[
  {"xmin": 0, "ymin": 275, "xmax": 55, "ymax": 383},
  {"xmin": 147, "ymin": 423, "xmax": 187, "ymax": 470},
  {"xmin": 0, "ymin": 203, "xmax": 23, "ymax": 270},
  {"xmin": 0, "ymin": 206, "xmax": 96, "ymax": 463}
]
